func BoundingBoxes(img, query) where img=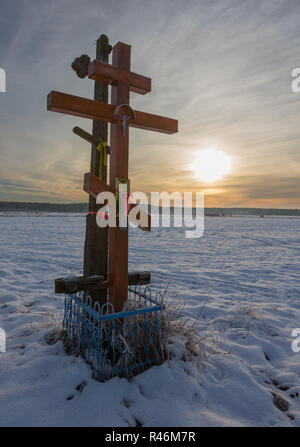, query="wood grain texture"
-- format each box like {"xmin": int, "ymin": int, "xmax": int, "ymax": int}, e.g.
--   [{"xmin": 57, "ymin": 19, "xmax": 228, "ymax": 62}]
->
[
  {"xmin": 83, "ymin": 172, "xmax": 114, "ymax": 199},
  {"xmin": 88, "ymin": 59, "xmax": 151, "ymax": 95},
  {"xmin": 55, "ymin": 271, "xmax": 151, "ymax": 294},
  {"xmin": 47, "ymin": 90, "xmax": 178, "ymax": 134},
  {"xmin": 73, "ymin": 126, "xmax": 110, "ymax": 154},
  {"xmin": 108, "ymin": 42, "xmax": 131, "ymax": 312}
]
